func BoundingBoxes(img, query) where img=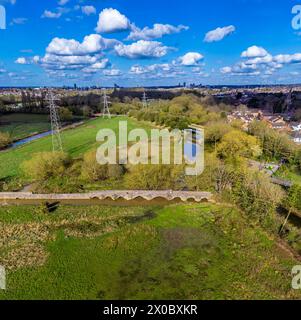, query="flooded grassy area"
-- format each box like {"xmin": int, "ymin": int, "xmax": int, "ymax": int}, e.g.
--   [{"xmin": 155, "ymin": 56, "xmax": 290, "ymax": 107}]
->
[{"xmin": 0, "ymin": 203, "xmax": 299, "ymax": 300}]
